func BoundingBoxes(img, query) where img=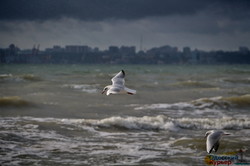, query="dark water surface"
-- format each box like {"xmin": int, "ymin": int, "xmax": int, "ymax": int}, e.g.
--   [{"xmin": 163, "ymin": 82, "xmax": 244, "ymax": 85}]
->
[{"xmin": 0, "ymin": 64, "xmax": 250, "ymax": 165}]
